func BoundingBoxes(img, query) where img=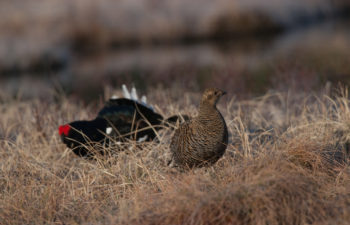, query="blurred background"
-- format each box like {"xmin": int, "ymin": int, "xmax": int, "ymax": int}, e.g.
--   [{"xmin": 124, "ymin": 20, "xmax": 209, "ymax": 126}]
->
[{"xmin": 1, "ymin": 0, "xmax": 350, "ymax": 101}]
